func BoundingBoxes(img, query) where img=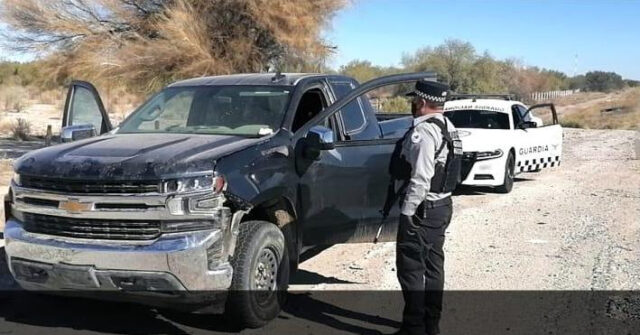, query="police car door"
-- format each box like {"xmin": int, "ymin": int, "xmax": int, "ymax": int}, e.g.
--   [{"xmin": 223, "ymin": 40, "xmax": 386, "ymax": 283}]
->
[{"xmin": 514, "ymin": 104, "xmax": 562, "ymax": 173}]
